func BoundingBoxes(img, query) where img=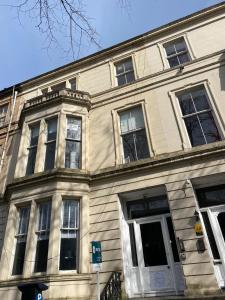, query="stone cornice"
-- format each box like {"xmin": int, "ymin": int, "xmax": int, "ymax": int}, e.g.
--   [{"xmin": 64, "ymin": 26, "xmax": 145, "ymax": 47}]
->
[
  {"xmin": 90, "ymin": 141, "xmax": 225, "ymax": 182},
  {"xmin": 5, "ymin": 141, "xmax": 225, "ymax": 194},
  {"xmin": 0, "ymin": 273, "xmax": 91, "ymax": 288},
  {"xmin": 23, "ymin": 89, "xmax": 91, "ymax": 113}
]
